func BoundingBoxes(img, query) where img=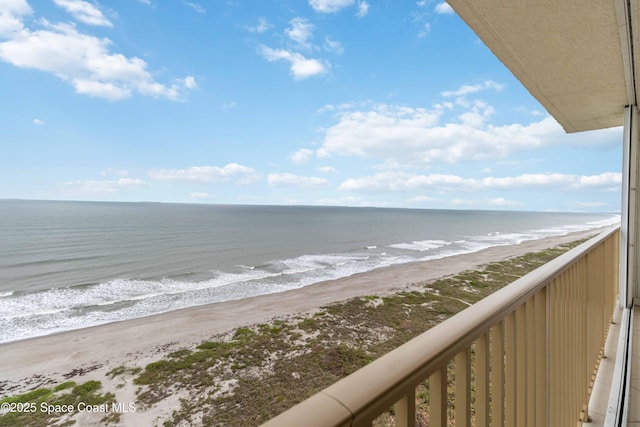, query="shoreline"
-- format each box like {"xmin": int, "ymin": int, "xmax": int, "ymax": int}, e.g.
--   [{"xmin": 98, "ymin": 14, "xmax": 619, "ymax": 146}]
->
[{"xmin": 0, "ymin": 227, "xmax": 606, "ymax": 397}]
